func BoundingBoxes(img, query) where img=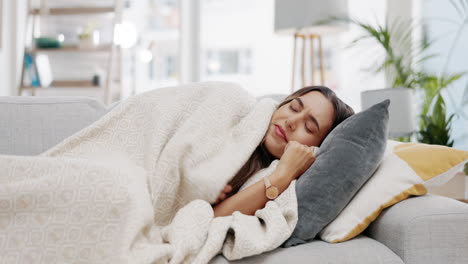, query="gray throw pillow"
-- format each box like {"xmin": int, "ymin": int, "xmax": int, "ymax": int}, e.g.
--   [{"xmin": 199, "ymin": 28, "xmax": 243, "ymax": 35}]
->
[{"xmin": 282, "ymin": 99, "xmax": 390, "ymax": 247}]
